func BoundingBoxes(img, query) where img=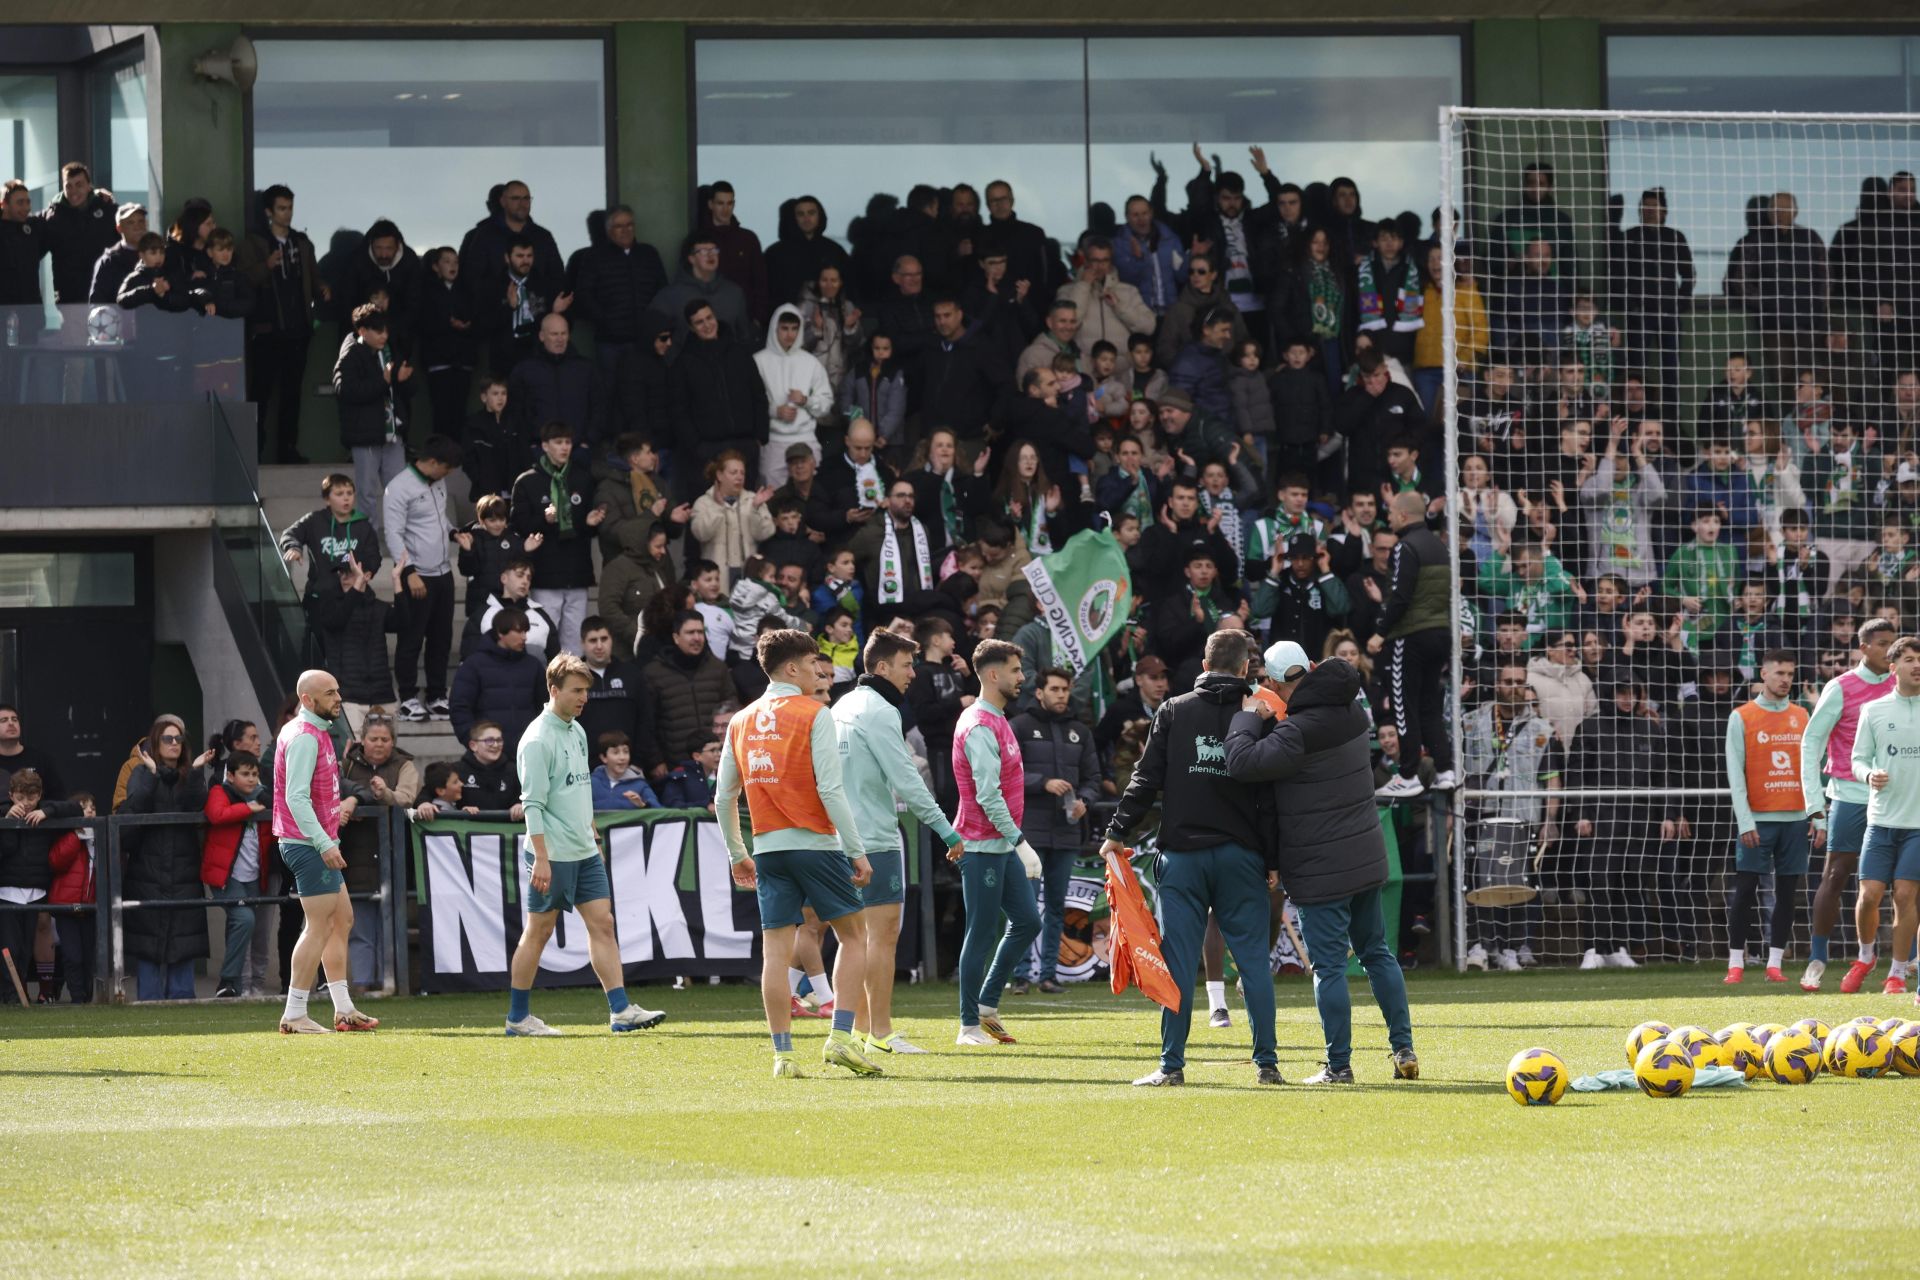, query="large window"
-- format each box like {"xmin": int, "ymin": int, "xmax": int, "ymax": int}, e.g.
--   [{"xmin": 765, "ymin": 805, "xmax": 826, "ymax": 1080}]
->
[
  {"xmin": 89, "ymin": 52, "xmax": 150, "ymax": 213},
  {"xmin": 696, "ymin": 33, "xmax": 1462, "ymax": 256},
  {"xmin": 250, "ymin": 37, "xmax": 608, "ymax": 258},
  {"xmin": 0, "ymin": 75, "xmax": 60, "ymax": 208},
  {"xmin": 1607, "ymin": 34, "xmax": 1920, "ymax": 285}
]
